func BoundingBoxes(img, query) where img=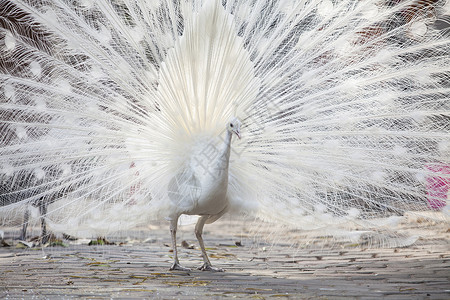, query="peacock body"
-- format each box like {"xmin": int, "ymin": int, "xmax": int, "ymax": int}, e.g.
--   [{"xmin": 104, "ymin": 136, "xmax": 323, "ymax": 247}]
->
[{"xmin": 1, "ymin": 0, "xmax": 449, "ymax": 269}]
